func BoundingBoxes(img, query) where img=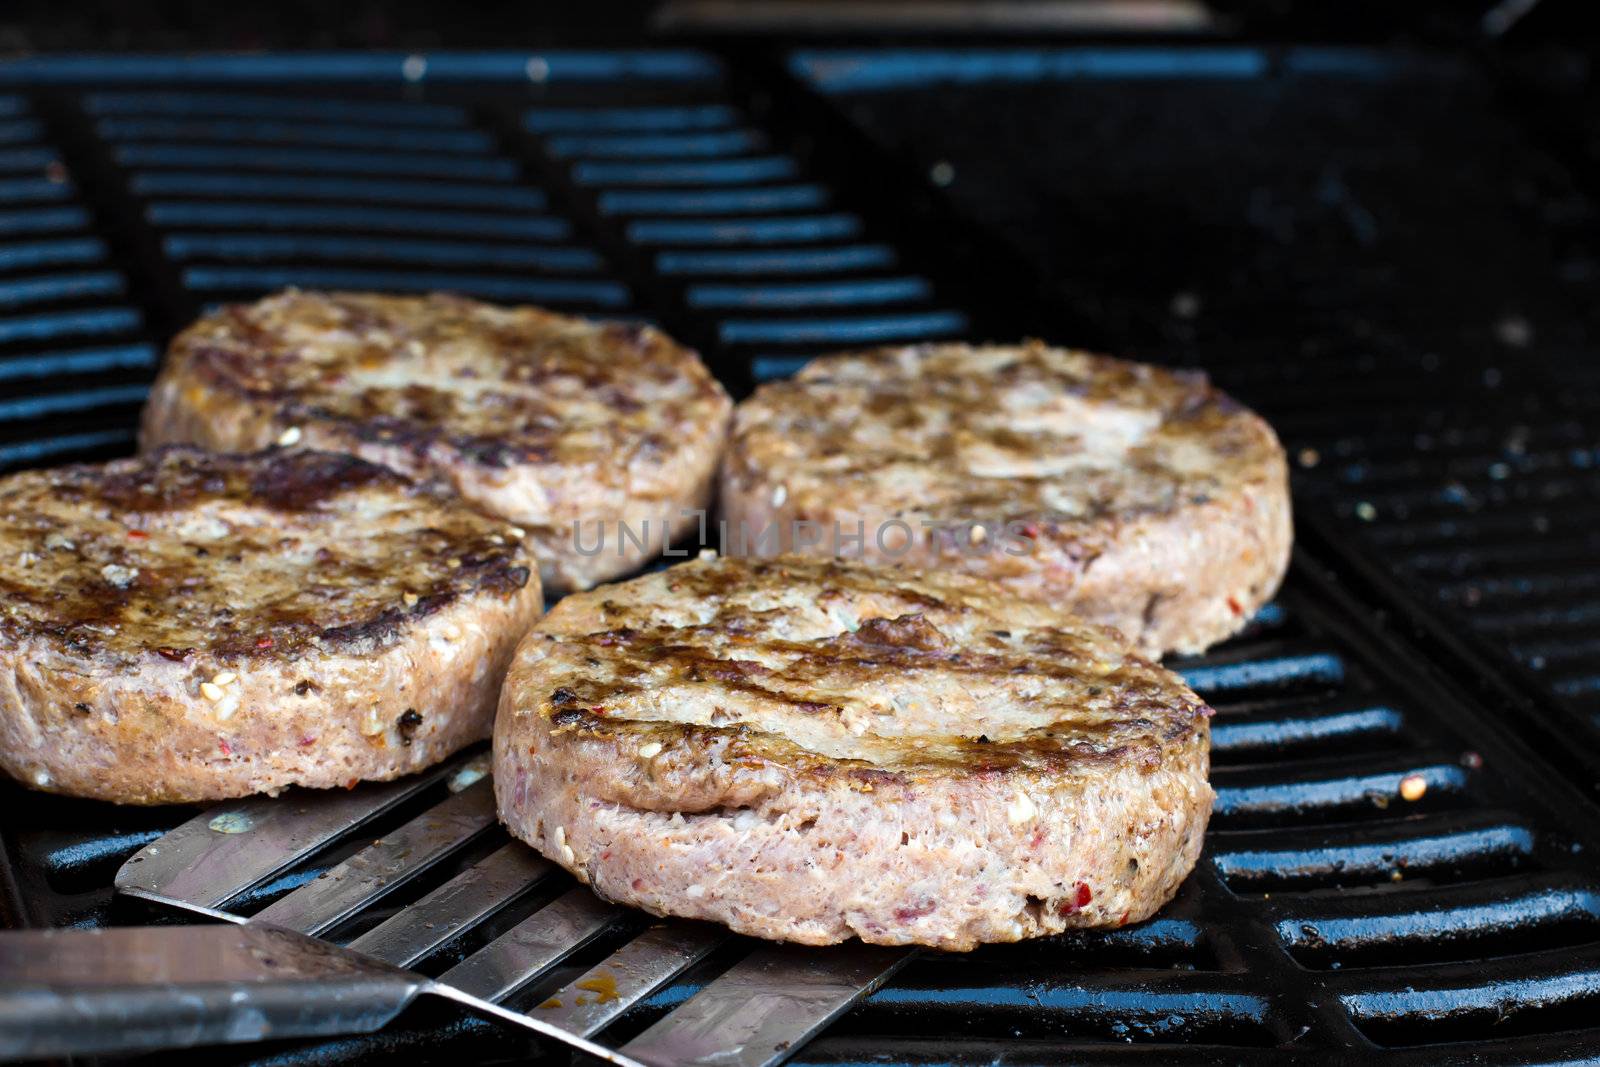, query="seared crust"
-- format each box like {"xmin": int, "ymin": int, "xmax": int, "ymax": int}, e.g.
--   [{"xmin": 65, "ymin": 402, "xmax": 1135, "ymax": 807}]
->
[
  {"xmin": 494, "ymin": 555, "xmax": 1212, "ymax": 950},
  {"xmin": 722, "ymin": 342, "xmax": 1292, "ymax": 657},
  {"xmin": 140, "ymin": 290, "xmax": 732, "ymax": 593},
  {"xmin": 0, "ymin": 447, "xmax": 542, "ymax": 804}
]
